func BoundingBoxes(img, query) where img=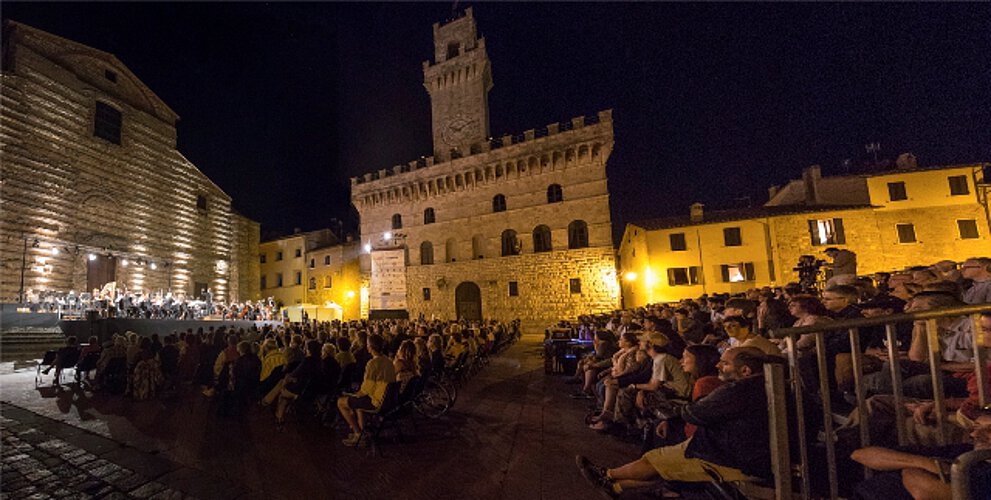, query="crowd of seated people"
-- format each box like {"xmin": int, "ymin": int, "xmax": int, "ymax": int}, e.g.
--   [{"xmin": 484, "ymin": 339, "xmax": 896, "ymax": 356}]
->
[
  {"xmin": 40, "ymin": 318, "xmax": 520, "ymax": 446},
  {"xmin": 569, "ymin": 256, "xmax": 991, "ymax": 498}
]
